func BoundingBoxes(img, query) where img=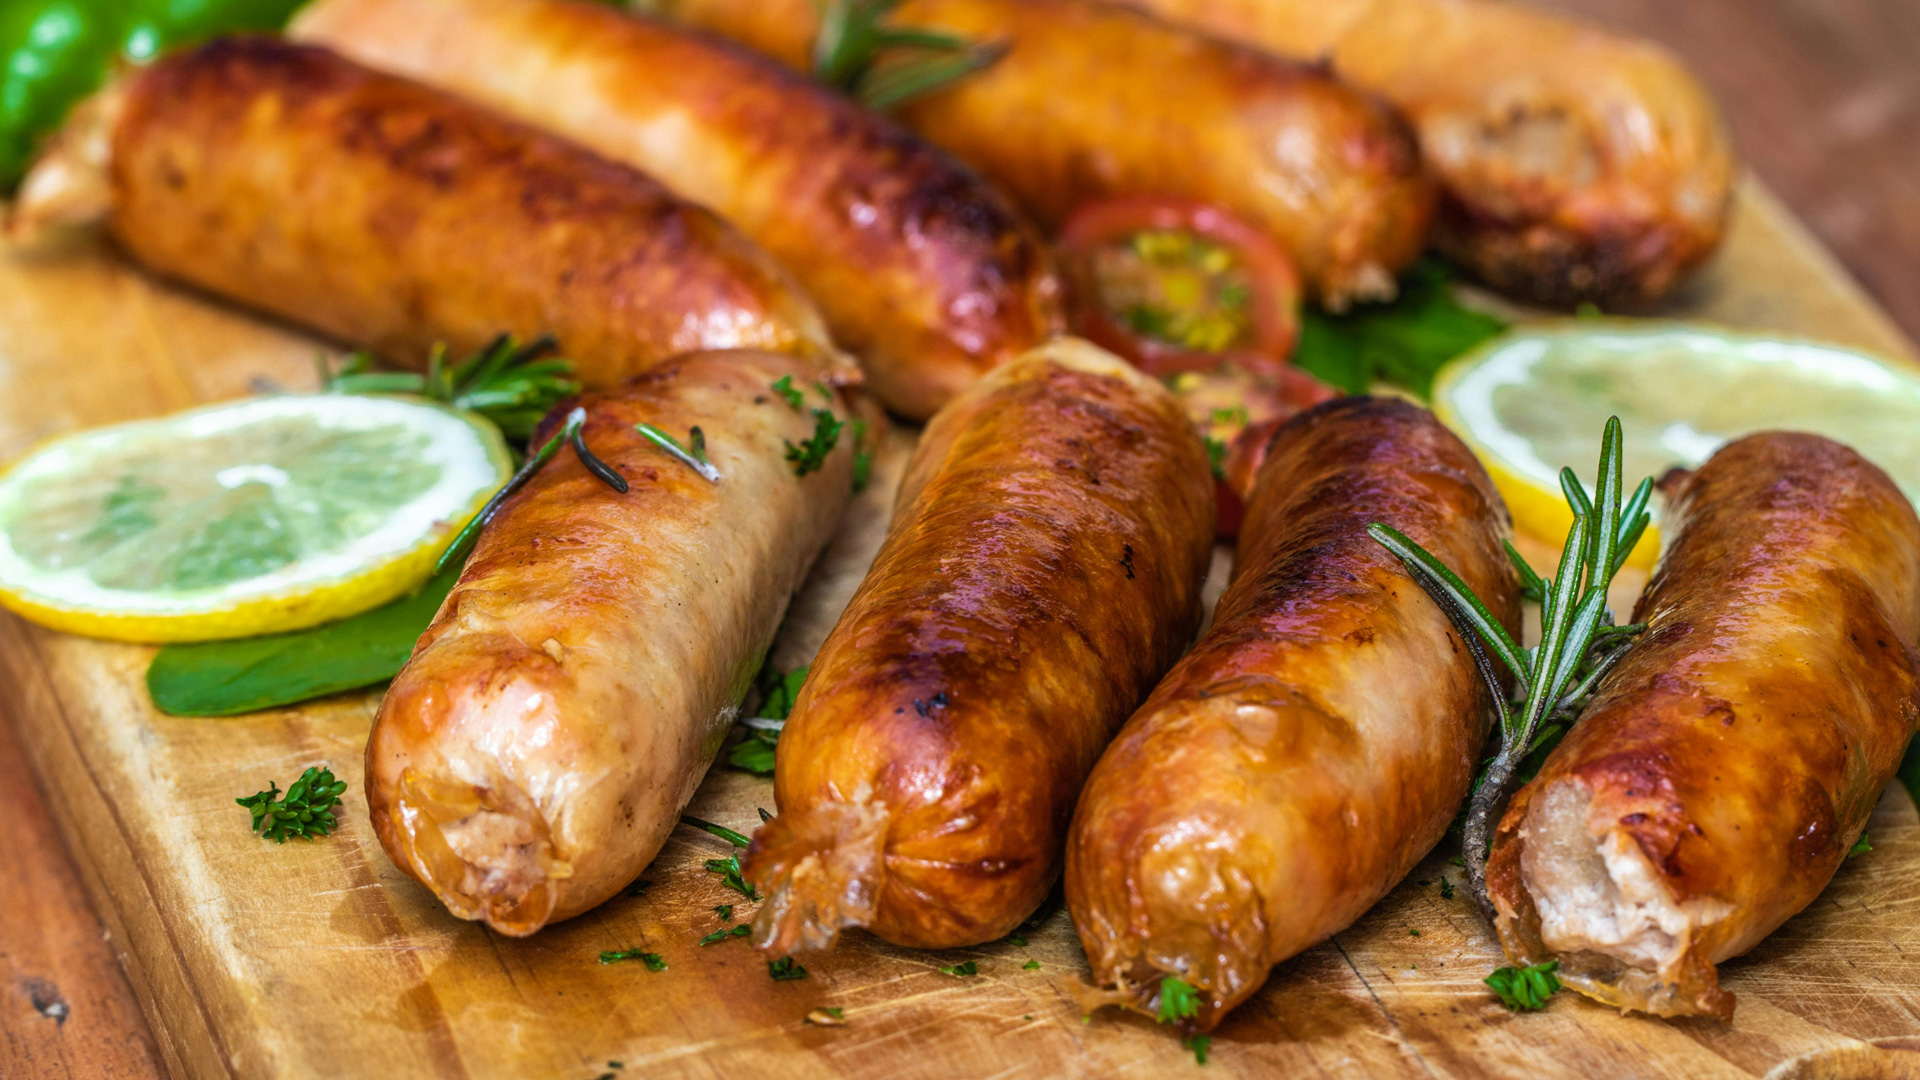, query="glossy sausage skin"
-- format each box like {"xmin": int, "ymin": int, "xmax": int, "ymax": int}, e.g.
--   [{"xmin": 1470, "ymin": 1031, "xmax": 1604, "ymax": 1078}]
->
[
  {"xmin": 1115, "ymin": 0, "xmax": 1736, "ymax": 307},
  {"xmin": 370, "ymin": 350, "xmax": 856, "ymax": 935},
  {"xmin": 109, "ymin": 37, "xmax": 835, "ymax": 389},
  {"xmin": 1067, "ymin": 396, "xmax": 1519, "ymax": 1032},
  {"xmin": 292, "ymin": 0, "xmax": 1060, "ymax": 421},
  {"xmin": 658, "ymin": 0, "xmax": 1433, "ymax": 308},
  {"xmin": 744, "ymin": 339, "xmax": 1215, "ymax": 952},
  {"xmin": 1489, "ymin": 433, "xmax": 1920, "ymax": 1018}
]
